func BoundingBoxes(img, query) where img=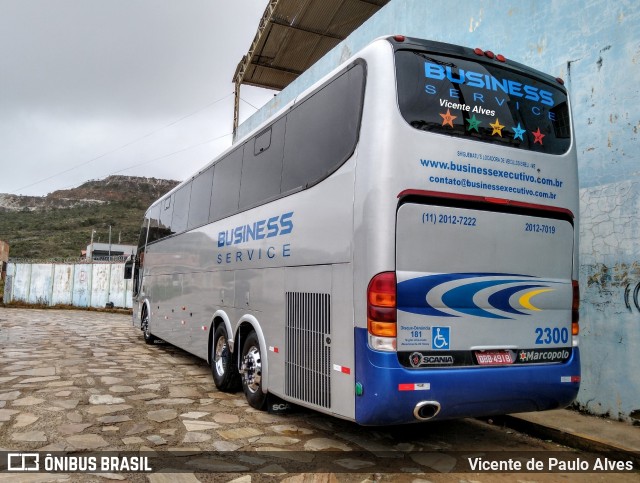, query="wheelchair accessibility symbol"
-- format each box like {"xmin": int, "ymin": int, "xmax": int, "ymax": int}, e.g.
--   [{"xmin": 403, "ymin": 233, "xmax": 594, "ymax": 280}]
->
[{"xmin": 431, "ymin": 326, "xmax": 450, "ymax": 350}]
